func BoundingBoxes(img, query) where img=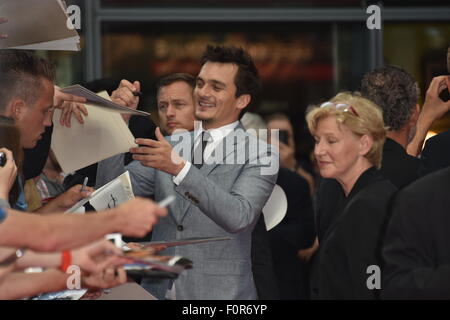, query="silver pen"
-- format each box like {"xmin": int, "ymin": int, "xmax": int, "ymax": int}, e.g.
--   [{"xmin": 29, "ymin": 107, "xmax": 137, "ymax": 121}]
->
[
  {"xmin": 158, "ymin": 195, "xmax": 175, "ymax": 208},
  {"xmin": 80, "ymin": 177, "xmax": 88, "ymax": 192}
]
